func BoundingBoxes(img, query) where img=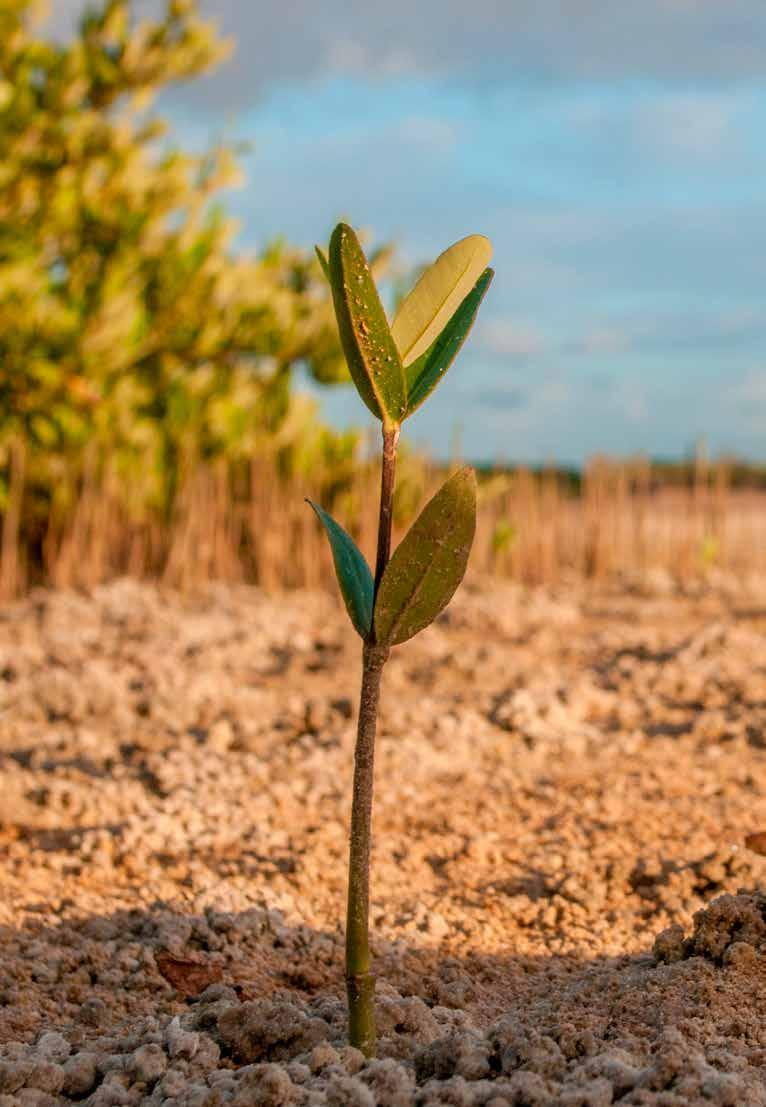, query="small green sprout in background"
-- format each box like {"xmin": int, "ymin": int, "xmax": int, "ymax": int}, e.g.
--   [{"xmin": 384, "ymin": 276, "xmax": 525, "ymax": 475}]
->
[
  {"xmin": 309, "ymin": 222, "xmax": 493, "ymax": 1056},
  {"xmin": 699, "ymin": 533, "xmax": 720, "ymax": 569},
  {"xmin": 492, "ymin": 517, "xmax": 518, "ymax": 556}
]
